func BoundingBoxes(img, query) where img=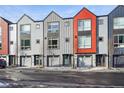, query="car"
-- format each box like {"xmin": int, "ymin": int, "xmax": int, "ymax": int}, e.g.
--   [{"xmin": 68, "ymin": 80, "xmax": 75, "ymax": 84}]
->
[{"xmin": 0, "ymin": 59, "xmax": 7, "ymax": 68}]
